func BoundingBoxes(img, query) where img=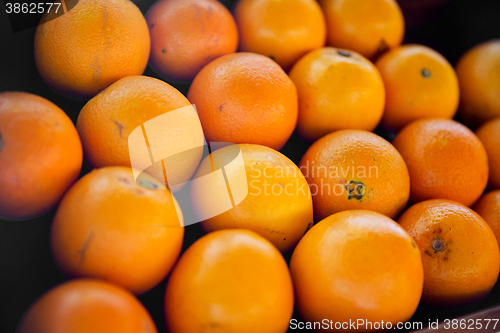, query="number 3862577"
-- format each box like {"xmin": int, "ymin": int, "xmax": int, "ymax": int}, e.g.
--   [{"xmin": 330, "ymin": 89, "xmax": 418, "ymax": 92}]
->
[{"xmin": 5, "ymin": 2, "xmax": 62, "ymax": 14}]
